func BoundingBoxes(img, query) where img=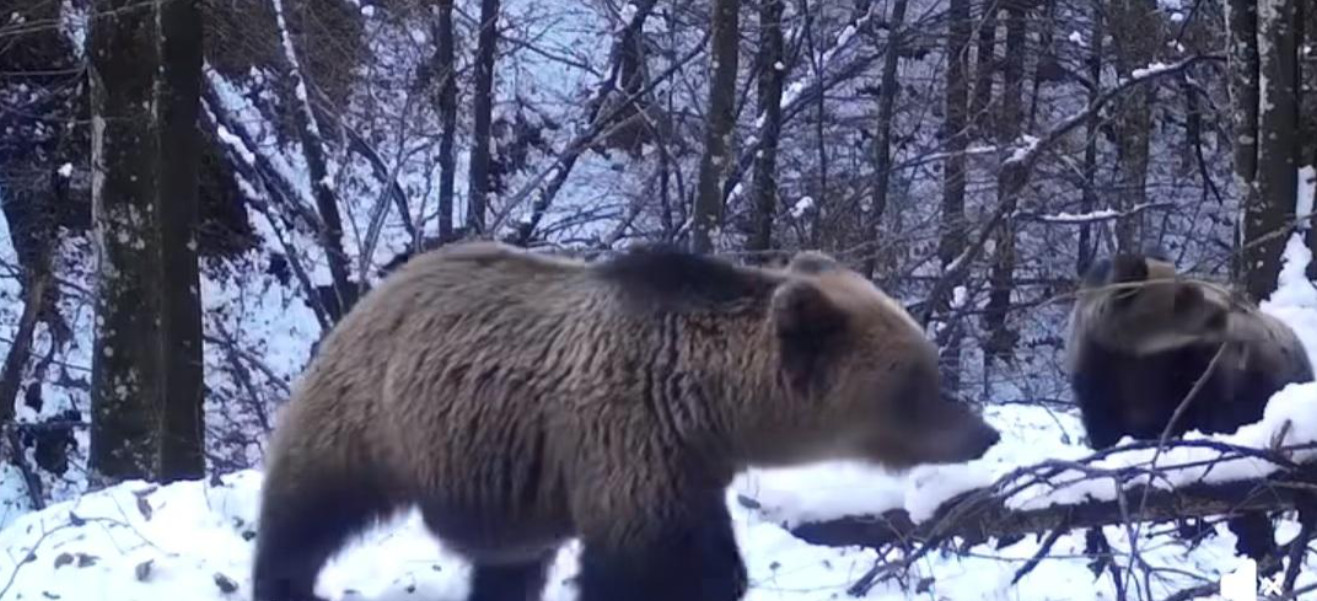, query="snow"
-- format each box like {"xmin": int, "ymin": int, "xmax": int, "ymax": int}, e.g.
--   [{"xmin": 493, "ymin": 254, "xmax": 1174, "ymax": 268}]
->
[
  {"xmin": 1260, "ymin": 235, "xmax": 1317, "ymax": 356},
  {"xmin": 618, "ymin": 2, "xmax": 636, "ymax": 25},
  {"xmin": 789, "ymin": 196, "xmax": 813, "ymax": 218},
  {"xmin": 1004, "ymin": 134, "xmax": 1040, "ymax": 165},
  {"xmin": 1032, "ymin": 209, "xmax": 1121, "ymax": 223},
  {"xmin": 57, "ymin": 163, "xmax": 72, "ymax": 178},
  {"xmin": 212, "ymin": 123, "xmax": 257, "ymax": 169},
  {"xmin": 9, "ymin": 399, "xmax": 1309, "ymax": 601},
  {"xmin": 1006, "ymin": 381, "xmax": 1317, "ymax": 512},
  {"xmin": 1068, "ymin": 31, "xmax": 1084, "ymax": 46},
  {"xmin": 780, "ymin": 81, "xmax": 807, "ymax": 110},
  {"xmin": 1298, "ymin": 165, "xmax": 1316, "ymax": 226},
  {"xmin": 1131, "ymin": 61, "xmax": 1174, "ymax": 79}
]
